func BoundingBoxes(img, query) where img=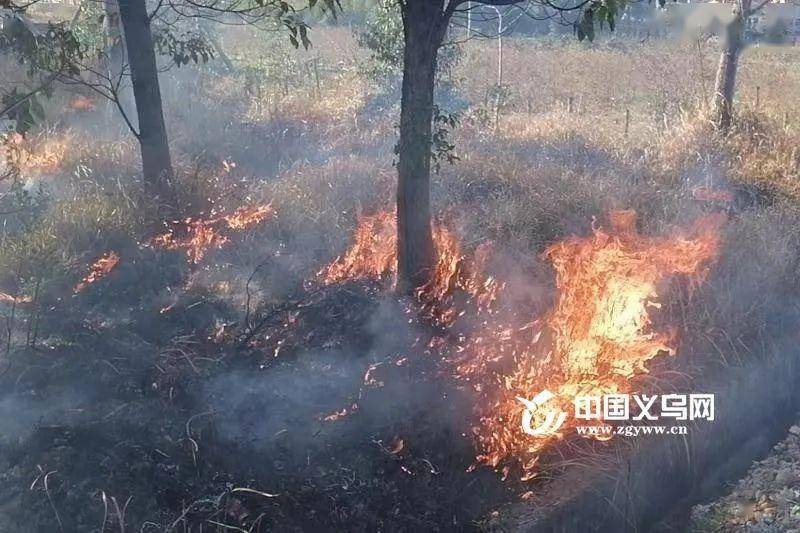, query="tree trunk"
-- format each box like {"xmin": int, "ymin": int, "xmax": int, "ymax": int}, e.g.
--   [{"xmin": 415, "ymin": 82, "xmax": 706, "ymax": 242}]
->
[
  {"xmin": 118, "ymin": 0, "xmax": 175, "ymax": 209},
  {"xmin": 711, "ymin": 0, "xmax": 748, "ymax": 133},
  {"xmin": 103, "ymin": 0, "xmax": 124, "ymax": 74},
  {"xmin": 396, "ymin": 0, "xmax": 448, "ymax": 292},
  {"xmin": 103, "ymin": 0, "xmax": 135, "ymax": 120},
  {"xmin": 201, "ymin": 22, "xmax": 235, "ymax": 73}
]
